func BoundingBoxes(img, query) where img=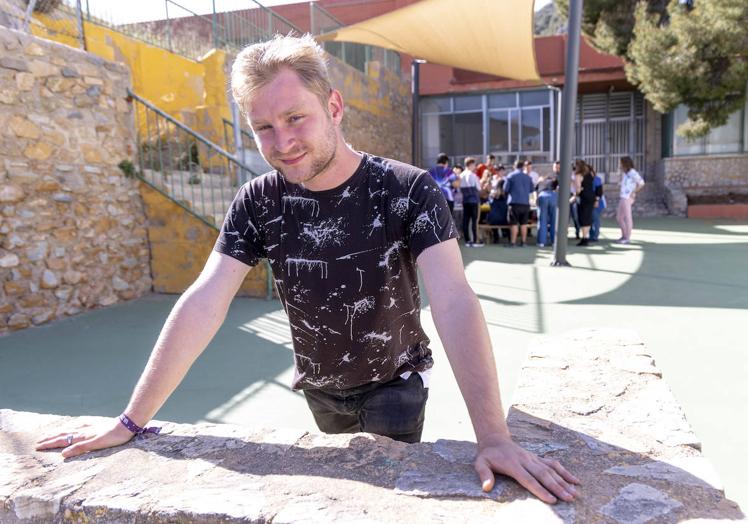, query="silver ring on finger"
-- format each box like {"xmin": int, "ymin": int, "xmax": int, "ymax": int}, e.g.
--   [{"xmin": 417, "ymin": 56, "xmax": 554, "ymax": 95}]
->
[{"xmin": 65, "ymin": 434, "xmax": 74, "ymax": 446}]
